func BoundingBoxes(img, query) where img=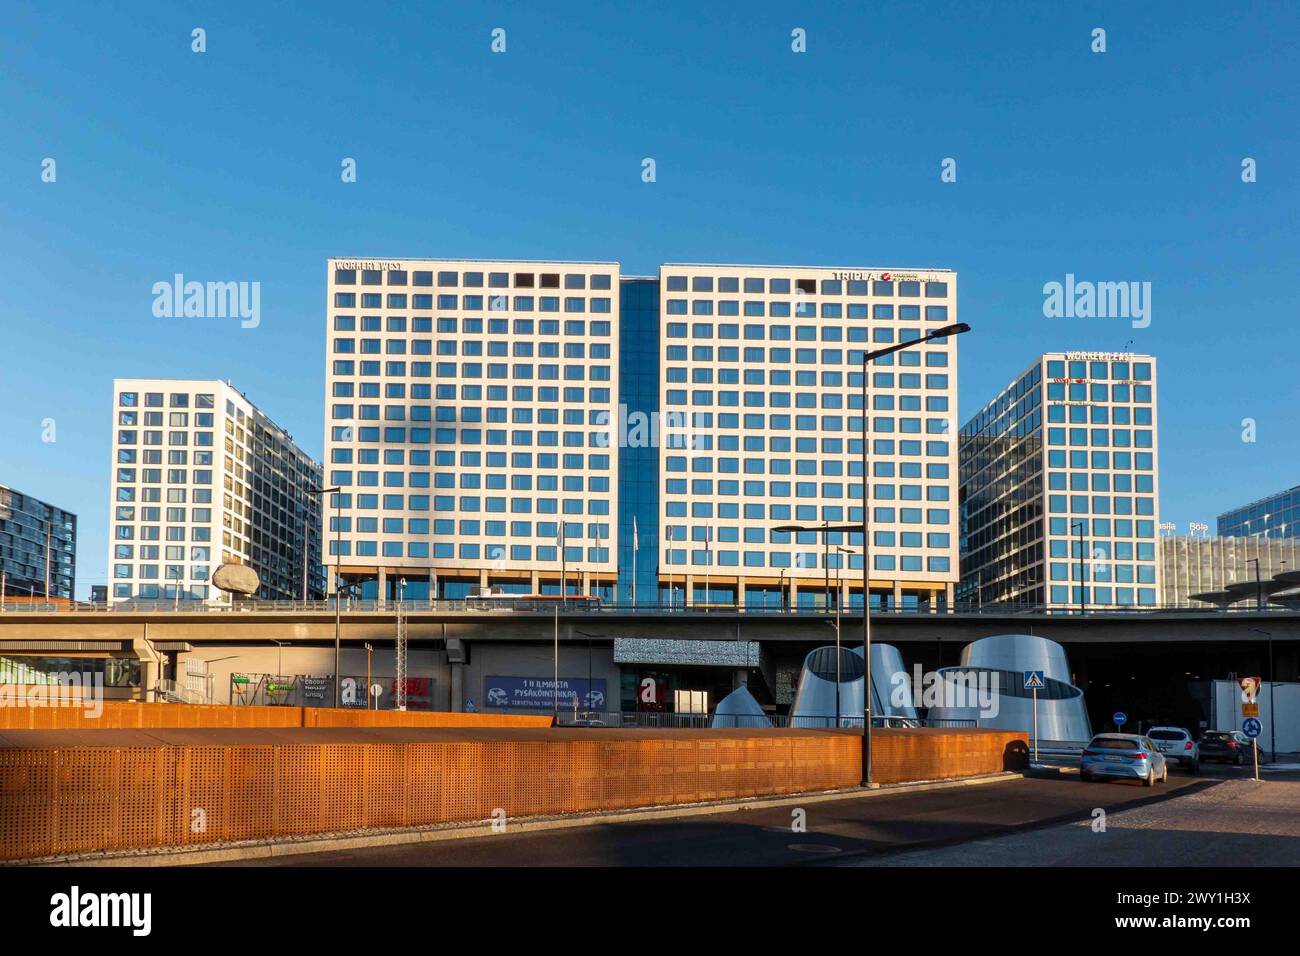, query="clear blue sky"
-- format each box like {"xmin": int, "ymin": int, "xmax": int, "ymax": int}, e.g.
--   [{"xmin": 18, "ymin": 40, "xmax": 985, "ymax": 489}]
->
[{"xmin": 1, "ymin": 1, "xmax": 1297, "ymax": 596}]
